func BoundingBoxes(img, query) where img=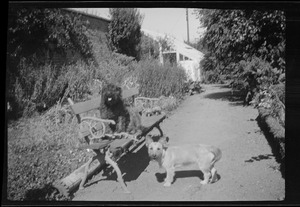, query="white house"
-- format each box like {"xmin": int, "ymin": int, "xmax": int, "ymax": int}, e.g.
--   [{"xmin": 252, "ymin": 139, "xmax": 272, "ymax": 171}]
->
[{"xmin": 142, "ymin": 29, "xmax": 204, "ymax": 82}]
